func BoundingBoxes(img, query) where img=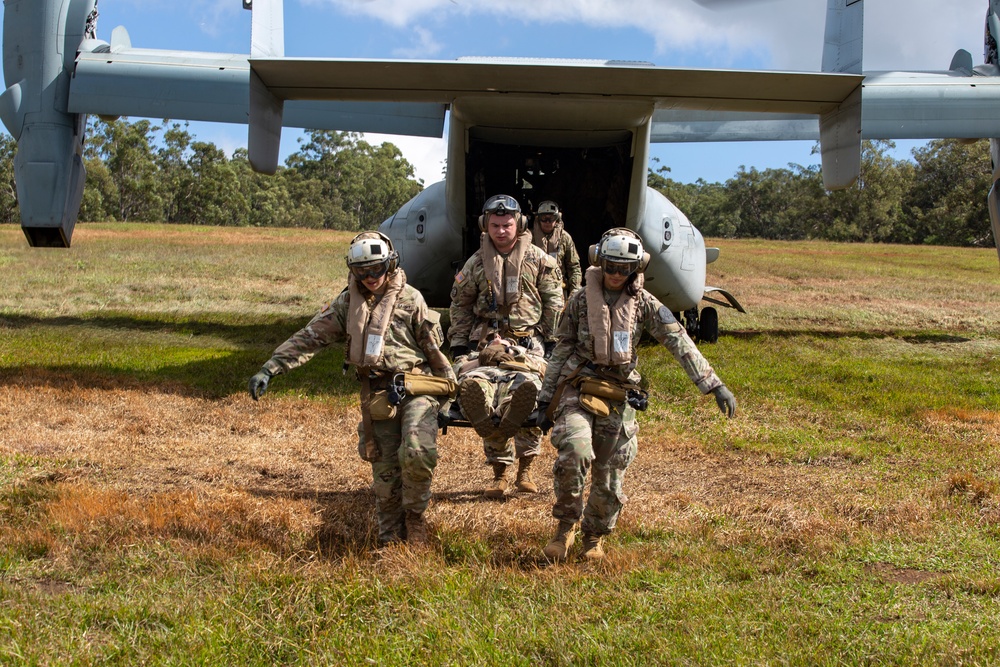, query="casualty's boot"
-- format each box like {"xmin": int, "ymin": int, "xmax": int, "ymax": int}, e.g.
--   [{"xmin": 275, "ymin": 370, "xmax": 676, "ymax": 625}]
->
[
  {"xmin": 484, "ymin": 462, "xmax": 509, "ymax": 499},
  {"xmin": 514, "ymin": 456, "xmax": 539, "ymax": 493},
  {"xmin": 405, "ymin": 510, "xmax": 430, "ymax": 547},
  {"xmin": 497, "ymin": 381, "xmax": 538, "ymax": 440},
  {"xmin": 542, "ymin": 520, "xmax": 576, "ymax": 562},
  {"xmin": 580, "ymin": 533, "xmax": 605, "ymax": 561},
  {"xmin": 460, "ymin": 379, "xmax": 495, "ymax": 438}
]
